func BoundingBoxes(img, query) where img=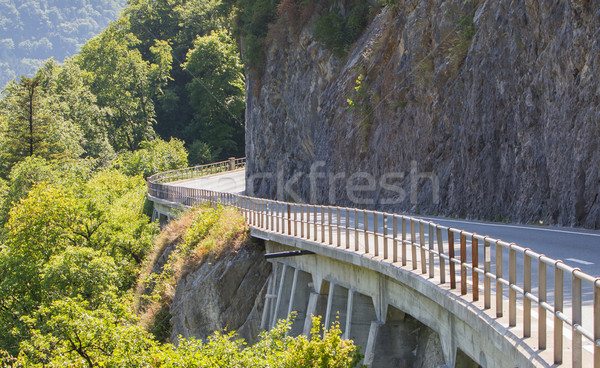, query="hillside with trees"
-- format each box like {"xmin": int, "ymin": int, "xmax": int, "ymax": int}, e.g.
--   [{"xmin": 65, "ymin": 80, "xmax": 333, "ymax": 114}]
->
[
  {"xmin": 0, "ymin": 0, "xmax": 365, "ymax": 365},
  {"xmin": 0, "ymin": 0, "xmax": 126, "ymax": 89}
]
